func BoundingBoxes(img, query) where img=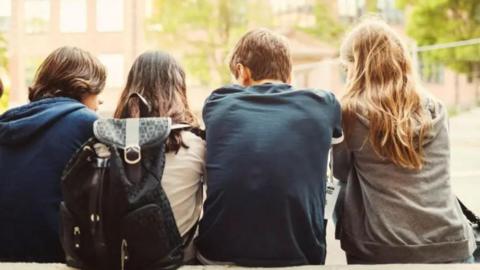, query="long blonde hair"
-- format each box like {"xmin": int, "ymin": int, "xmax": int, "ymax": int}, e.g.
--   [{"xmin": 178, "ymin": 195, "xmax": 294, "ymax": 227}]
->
[{"xmin": 340, "ymin": 19, "xmax": 431, "ymax": 170}]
